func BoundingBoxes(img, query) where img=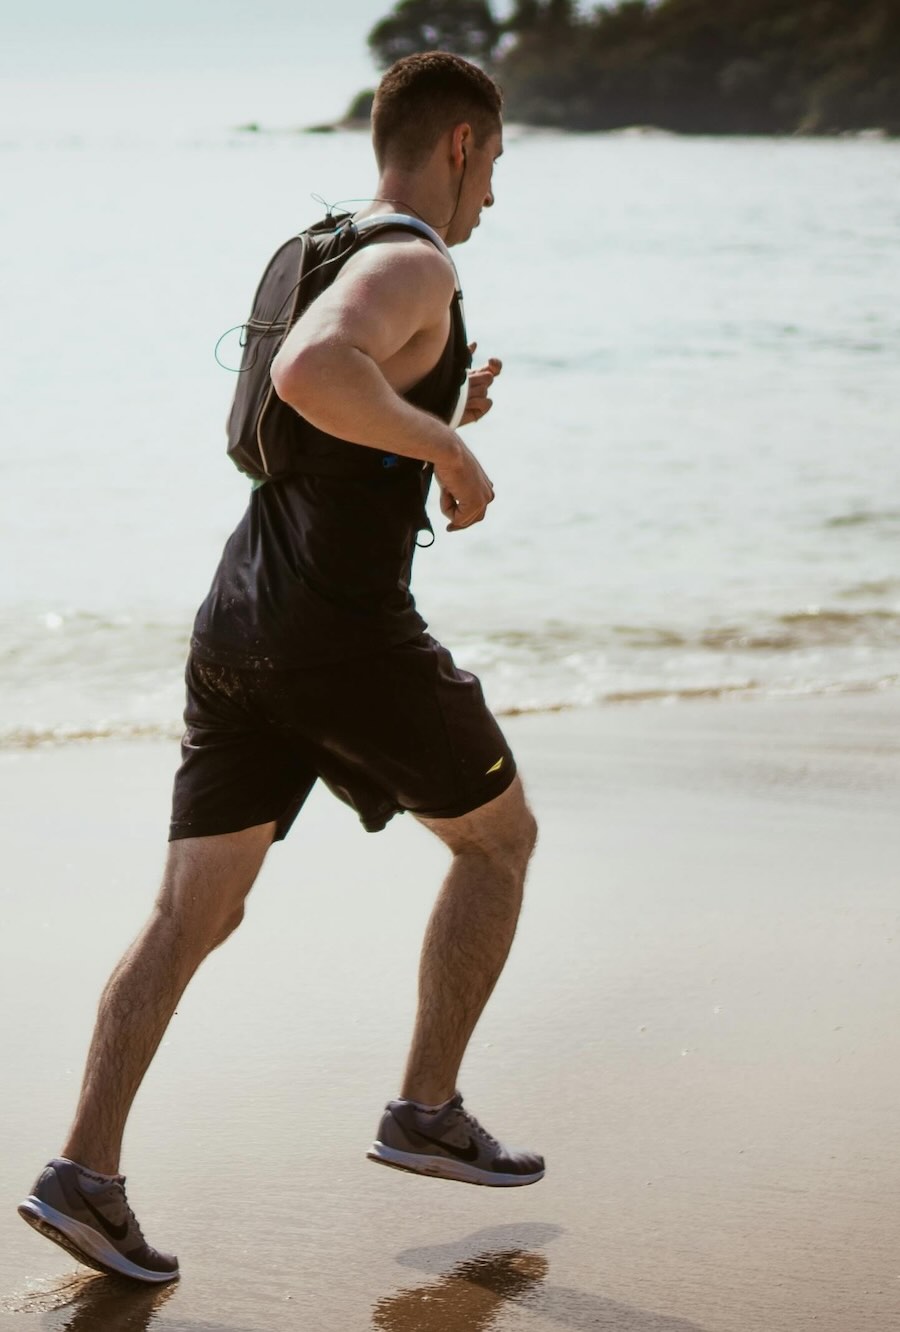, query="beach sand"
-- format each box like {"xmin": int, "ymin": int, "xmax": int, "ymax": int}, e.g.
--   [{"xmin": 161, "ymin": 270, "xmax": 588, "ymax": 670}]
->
[{"xmin": 1, "ymin": 691, "xmax": 900, "ymax": 1331}]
